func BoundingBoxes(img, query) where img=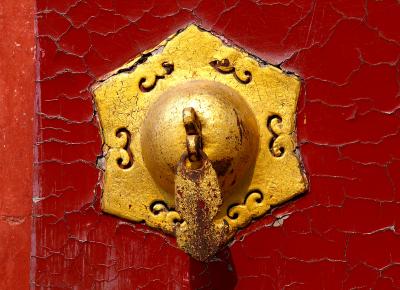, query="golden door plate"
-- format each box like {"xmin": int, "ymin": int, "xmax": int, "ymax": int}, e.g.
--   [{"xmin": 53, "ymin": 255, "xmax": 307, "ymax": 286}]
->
[{"xmin": 92, "ymin": 25, "xmax": 308, "ymax": 240}]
